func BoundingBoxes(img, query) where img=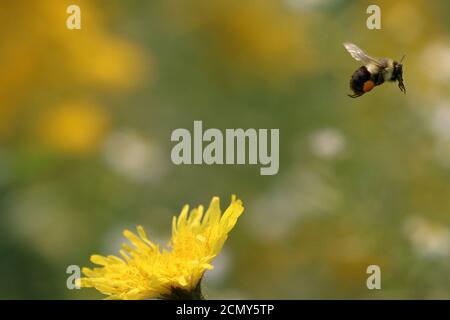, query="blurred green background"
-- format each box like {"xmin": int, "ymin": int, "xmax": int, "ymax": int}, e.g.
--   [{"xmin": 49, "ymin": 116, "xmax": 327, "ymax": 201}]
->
[{"xmin": 1, "ymin": 0, "xmax": 450, "ymax": 299}]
